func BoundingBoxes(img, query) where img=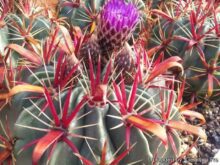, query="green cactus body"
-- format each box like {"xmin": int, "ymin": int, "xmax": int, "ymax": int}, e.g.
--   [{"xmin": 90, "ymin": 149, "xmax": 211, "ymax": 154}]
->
[
  {"xmin": 181, "ymin": 29, "xmax": 220, "ymax": 100},
  {"xmin": 14, "ymin": 87, "xmax": 85, "ymax": 165},
  {"xmin": 6, "ymin": 14, "xmax": 50, "ymax": 45},
  {"xmin": 7, "ymin": 65, "xmax": 181, "ymax": 164},
  {"xmin": 0, "ymin": 25, "xmax": 8, "ymax": 55},
  {"xmin": 148, "ymin": 18, "xmax": 190, "ymax": 58},
  {"xmin": 58, "ymin": 0, "xmax": 80, "ymax": 23},
  {"xmin": 0, "ymin": 0, "xmax": 209, "ymax": 164},
  {"xmin": 184, "ymin": 40, "xmax": 220, "ymax": 100},
  {"xmin": 5, "ymin": 14, "xmax": 50, "ymax": 66},
  {"xmin": 148, "ymin": 3, "xmax": 220, "ymax": 100},
  {"xmin": 70, "ymin": 0, "xmax": 105, "ymax": 31}
]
